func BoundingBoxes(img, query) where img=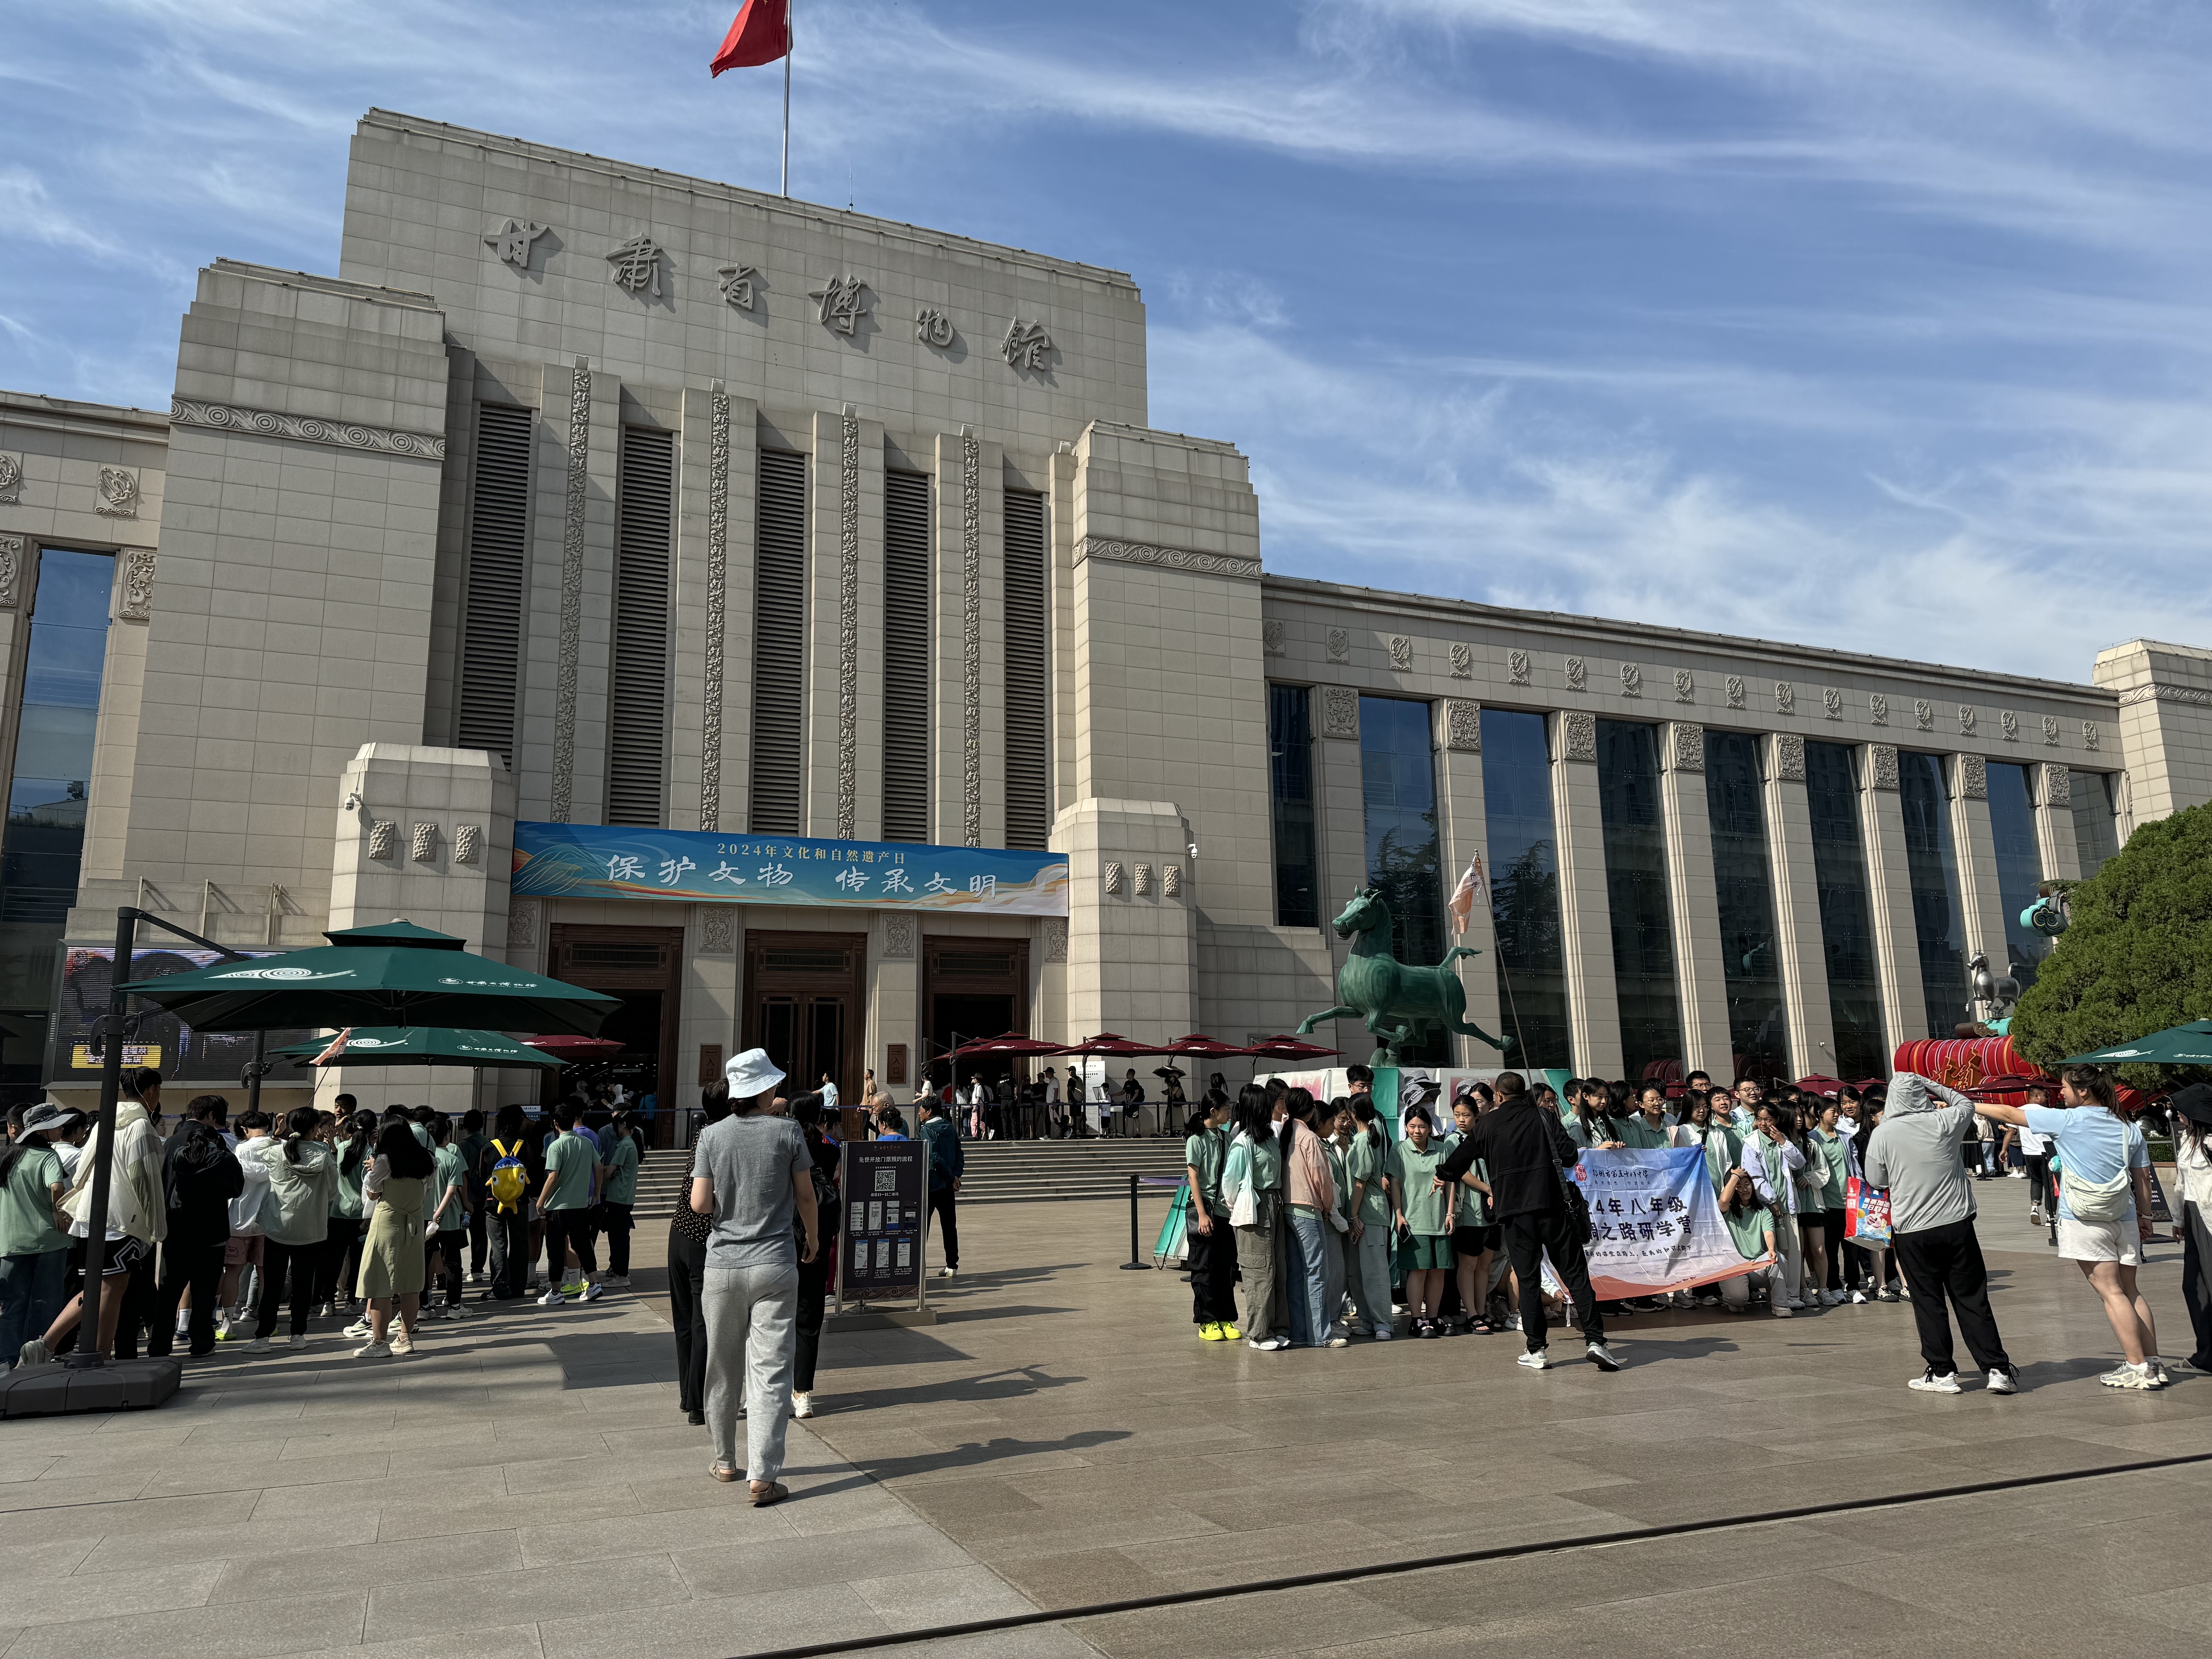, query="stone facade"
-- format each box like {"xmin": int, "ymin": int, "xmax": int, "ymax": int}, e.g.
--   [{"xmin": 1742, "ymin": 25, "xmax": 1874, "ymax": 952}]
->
[{"xmin": 4, "ymin": 110, "xmax": 2210, "ymax": 1106}]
